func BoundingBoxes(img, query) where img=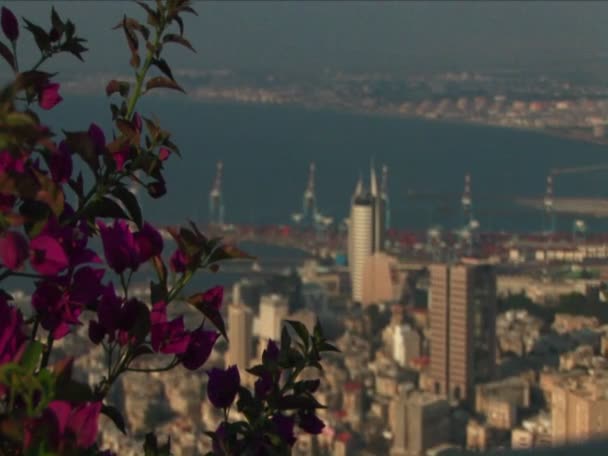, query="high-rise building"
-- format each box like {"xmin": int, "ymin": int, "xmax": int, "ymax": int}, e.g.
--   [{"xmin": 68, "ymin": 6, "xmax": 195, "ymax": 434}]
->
[
  {"xmin": 393, "ymin": 325, "xmax": 421, "ymax": 368},
  {"xmin": 226, "ymin": 301, "xmax": 253, "ymax": 371},
  {"xmin": 258, "ymin": 293, "xmax": 289, "ymax": 341},
  {"xmin": 347, "ymin": 163, "xmax": 386, "ymax": 303},
  {"xmin": 429, "ymin": 264, "xmax": 496, "ymax": 402}
]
